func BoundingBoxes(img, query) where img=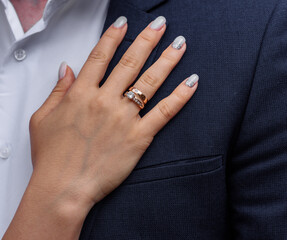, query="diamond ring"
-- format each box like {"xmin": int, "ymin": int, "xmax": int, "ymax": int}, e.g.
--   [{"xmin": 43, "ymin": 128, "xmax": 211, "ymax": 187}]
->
[
  {"xmin": 129, "ymin": 87, "xmax": 148, "ymax": 105},
  {"xmin": 124, "ymin": 87, "xmax": 147, "ymax": 109}
]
